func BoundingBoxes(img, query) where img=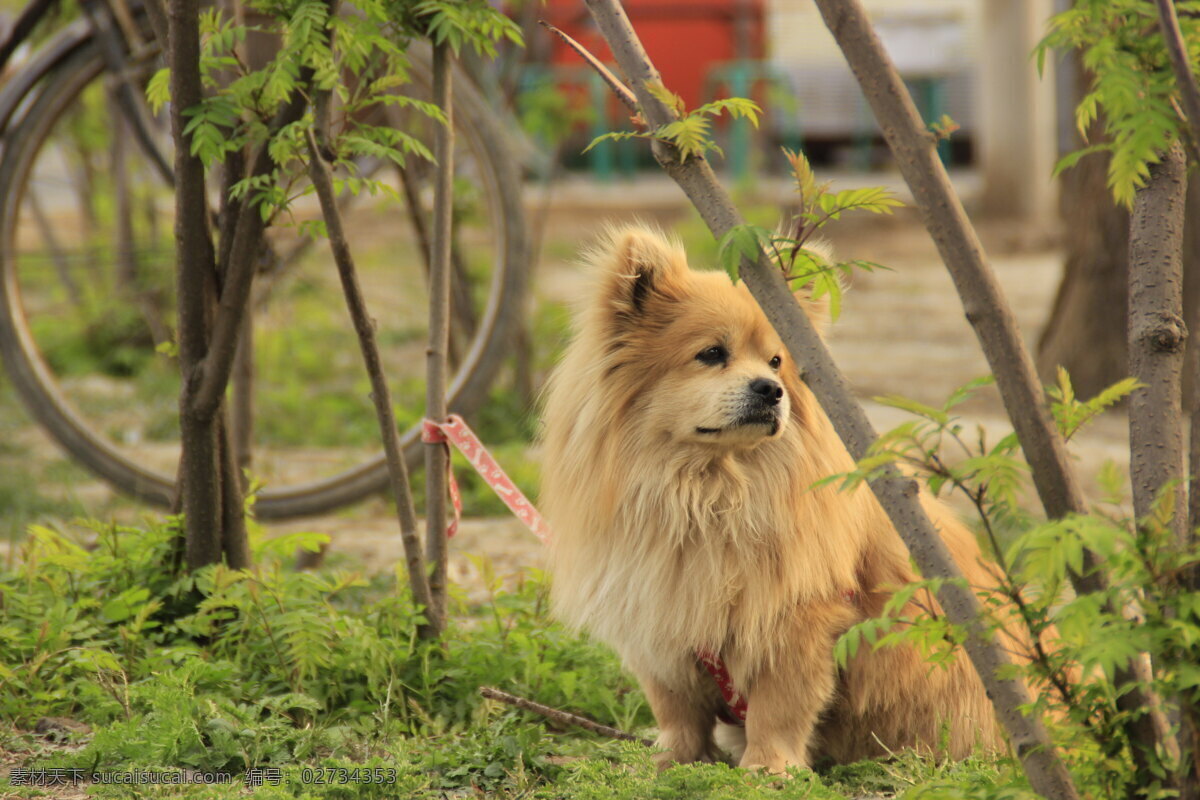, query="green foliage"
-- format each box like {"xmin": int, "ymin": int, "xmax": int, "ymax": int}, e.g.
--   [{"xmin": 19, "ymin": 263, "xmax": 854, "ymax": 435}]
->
[
  {"xmin": 928, "ymin": 114, "xmax": 961, "ymax": 141},
  {"xmin": 825, "ymin": 373, "xmax": 1200, "ymax": 800},
  {"xmin": 585, "ymin": 81, "xmax": 760, "ymax": 163},
  {"xmin": 0, "ymin": 516, "xmax": 648, "ymax": 795},
  {"xmin": 716, "ymin": 149, "xmax": 898, "ymax": 320},
  {"xmin": 1037, "ymin": 0, "xmax": 1200, "ymax": 206},
  {"xmin": 1046, "ymin": 366, "xmax": 1141, "ymax": 441},
  {"xmin": 0, "ymin": 503, "xmax": 1035, "ymax": 798},
  {"xmin": 410, "ymin": 0, "xmax": 523, "ymax": 57},
  {"xmin": 153, "ymin": 0, "xmax": 519, "ymax": 223},
  {"xmin": 519, "ymin": 73, "xmax": 595, "ymax": 152}
]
